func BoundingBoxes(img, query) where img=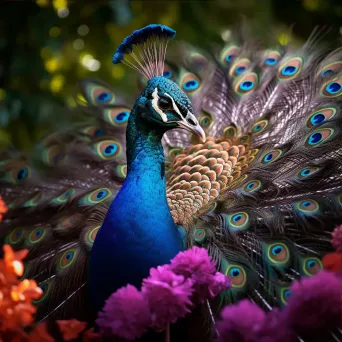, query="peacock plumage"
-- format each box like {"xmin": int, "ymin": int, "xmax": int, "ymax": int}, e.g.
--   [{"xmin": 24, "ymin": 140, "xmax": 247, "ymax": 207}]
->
[{"xmin": 1, "ymin": 23, "xmax": 342, "ymax": 341}]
